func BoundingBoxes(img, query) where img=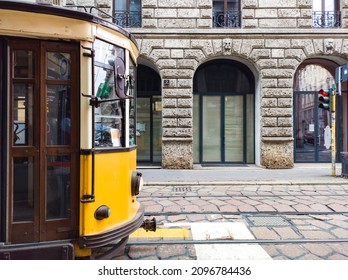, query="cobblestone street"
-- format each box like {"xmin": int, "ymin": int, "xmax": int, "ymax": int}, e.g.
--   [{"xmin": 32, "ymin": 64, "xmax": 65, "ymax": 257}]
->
[{"xmin": 115, "ymin": 178, "xmax": 348, "ymax": 260}]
